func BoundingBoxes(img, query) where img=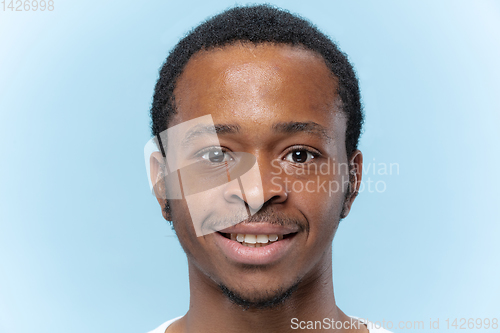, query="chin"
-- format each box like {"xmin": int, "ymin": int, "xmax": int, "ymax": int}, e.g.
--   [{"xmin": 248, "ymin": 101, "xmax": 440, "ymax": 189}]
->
[{"xmin": 218, "ymin": 278, "xmax": 301, "ymax": 310}]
